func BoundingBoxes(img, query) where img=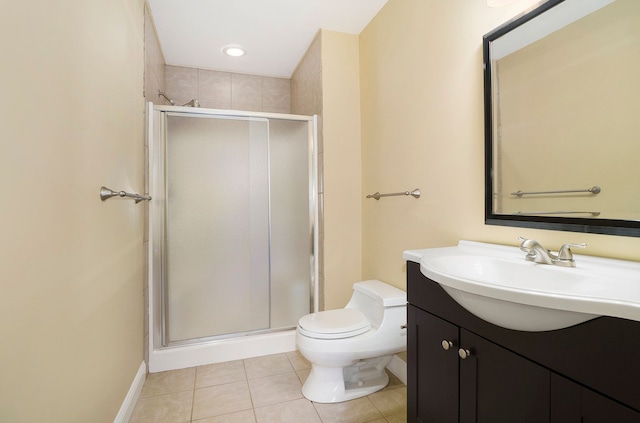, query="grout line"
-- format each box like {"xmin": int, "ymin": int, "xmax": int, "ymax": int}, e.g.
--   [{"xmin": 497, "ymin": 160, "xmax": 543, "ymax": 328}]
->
[
  {"xmin": 242, "ymin": 358, "xmax": 258, "ymax": 419},
  {"xmin": 134, "ymin": 353, "xmax": 405, "ymax": 422},
  {"xmin": 310, "ymin": 401, "xmax": 325, "ymax": 423},
  {"xmin": 138, "ymin": 387, "xmax": 195, "ymax": 399},
  {"xmin": 190, "ymin": 366, "xmax": 198, "ymax": 422}
]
